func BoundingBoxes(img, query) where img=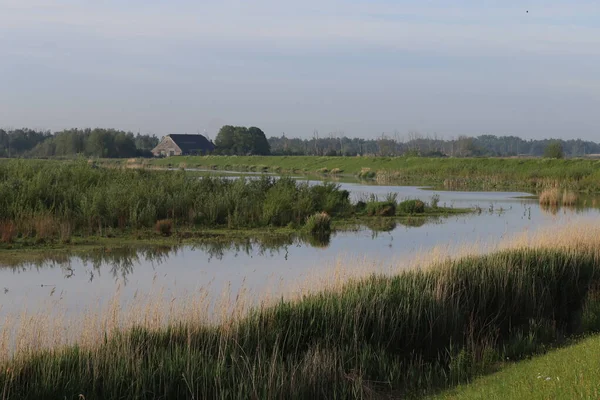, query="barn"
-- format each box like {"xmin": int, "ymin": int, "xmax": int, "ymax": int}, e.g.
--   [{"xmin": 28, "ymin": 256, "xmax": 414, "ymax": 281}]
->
[{"xmin": 151, "ymin": 134, "xmax": 215, "ymax": 157}]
